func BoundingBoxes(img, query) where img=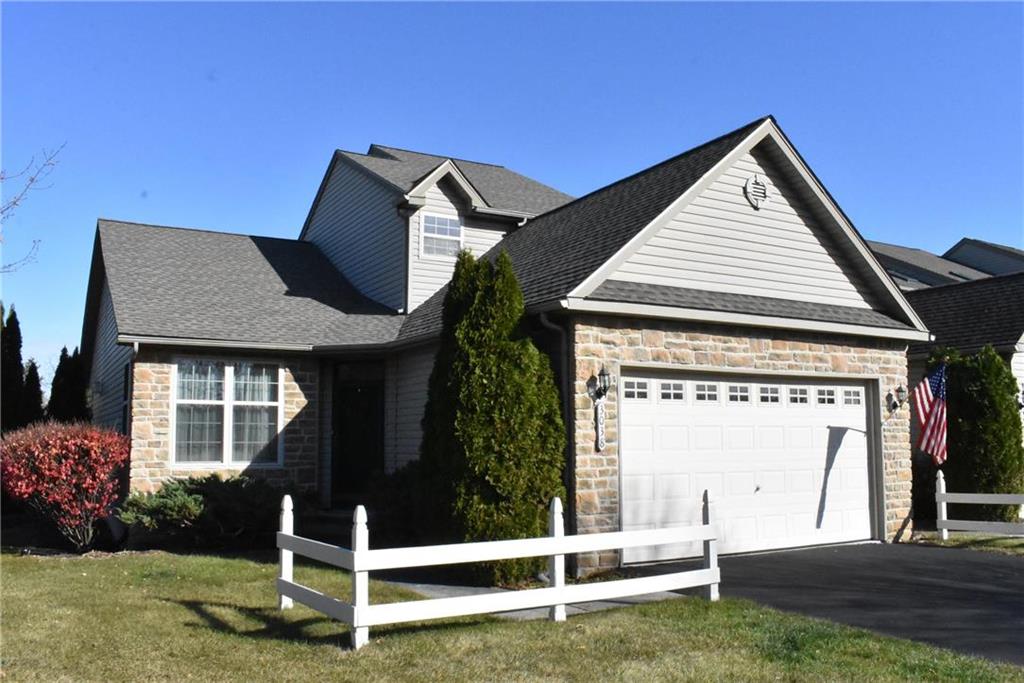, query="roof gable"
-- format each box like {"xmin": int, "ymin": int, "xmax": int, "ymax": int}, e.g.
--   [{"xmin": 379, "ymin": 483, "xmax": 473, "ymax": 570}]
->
[
  {"xmin": 602, "ymin": 141, "xmax": 877, "ymax": 310},
  {"xmin": 570, "ymin": 118, "xmax": 926, "ymax": 334},
  {"xmin": 943, "ymin": 238, "xmax": 1024, "ymax": 276},
  {"xmin": 868, "ymin": 240, "xmax": 990, "ymax": 290}
]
